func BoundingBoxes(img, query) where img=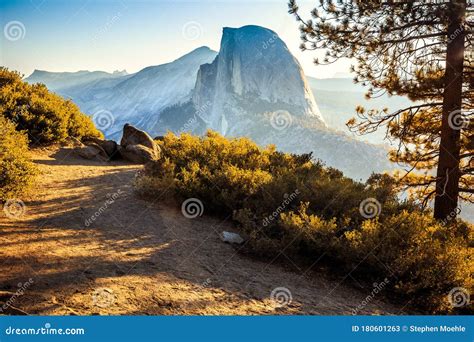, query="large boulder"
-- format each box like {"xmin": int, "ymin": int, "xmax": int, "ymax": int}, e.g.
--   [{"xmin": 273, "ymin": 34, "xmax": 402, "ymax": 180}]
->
[
  {"xmin": 83, "ymin": 137, "xmax": 119, "ymax": 159},
  {"xmin": 118, "ymin": 144, "xmax": 159, "ymax": 164},
  {"xmin": 74, "ymin": 124, "xmax": 161, "ymax": 164},
  {"xmin": 119, "ymin": 124, "xmax": 161, "ymax": 164},
  {"xmin": 74, "ymin": 144, "xmax": 108, "ymax": 161},
  {"xmin": 121, "ymin": 124, "xmax": 155, "ymax": 149}
]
